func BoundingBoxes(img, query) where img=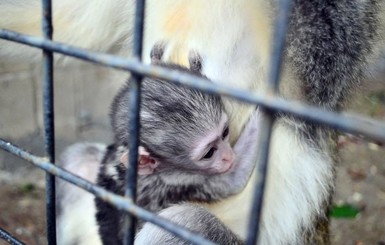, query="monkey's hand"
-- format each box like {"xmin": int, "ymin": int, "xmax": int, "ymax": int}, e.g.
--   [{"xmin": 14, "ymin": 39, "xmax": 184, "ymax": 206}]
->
[
  {"xmin": 210, "ymin": 109, "xmax": 261, "ymax": 196},
  {"xmin": 135, "ymin": 204, "xmax": 243, "ymax": 245},
  {"xmin": 229, "ymin": 109, "xmax": 261, "ymax": 192}
]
